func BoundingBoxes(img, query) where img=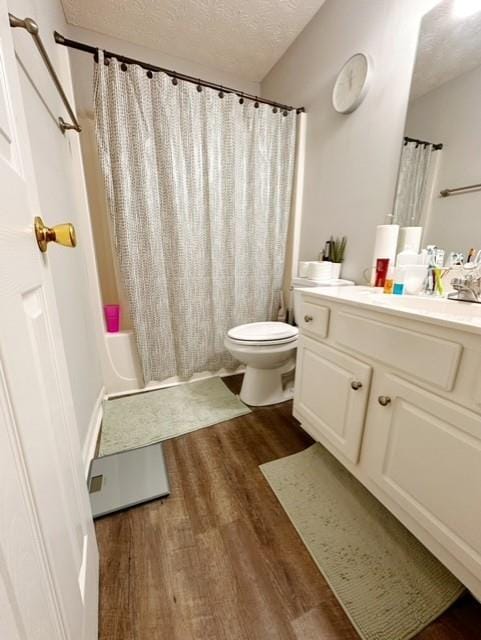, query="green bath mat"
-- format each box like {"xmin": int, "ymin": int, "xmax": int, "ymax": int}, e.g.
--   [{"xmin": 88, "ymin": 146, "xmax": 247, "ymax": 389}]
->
[
  {"xmin": 260, "ymin": 444, "xmax": 464, "ymax": 640},
  {"xmin": 100, "ymin": 377, "xmax": 250, "ymax": 456}
]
